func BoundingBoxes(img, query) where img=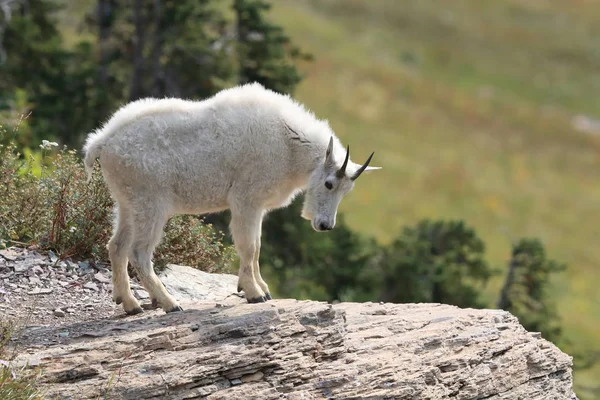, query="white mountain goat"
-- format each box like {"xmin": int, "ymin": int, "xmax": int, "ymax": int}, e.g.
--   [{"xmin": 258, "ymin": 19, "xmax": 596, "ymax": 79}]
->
[{"xmin": 83, "ymin": 82, "xmax": 381, "ymax": 315}]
